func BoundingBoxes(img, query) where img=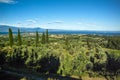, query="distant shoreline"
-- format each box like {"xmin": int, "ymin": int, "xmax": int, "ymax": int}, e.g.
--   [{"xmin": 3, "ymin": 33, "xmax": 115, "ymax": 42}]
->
[{"xmin": 0, "ymin": 30, "xmax": 120, "ymax": 36}]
